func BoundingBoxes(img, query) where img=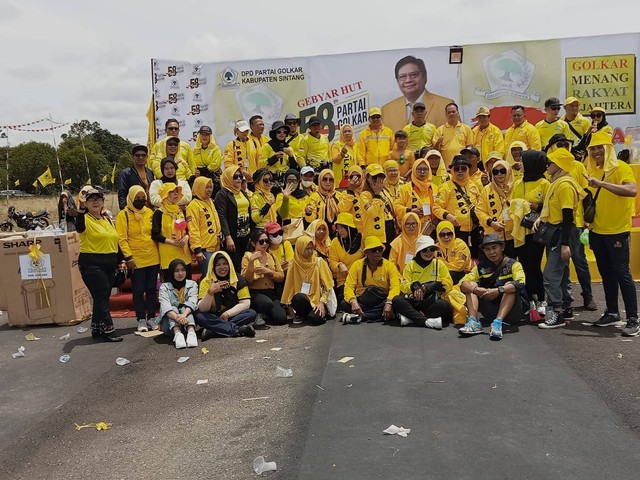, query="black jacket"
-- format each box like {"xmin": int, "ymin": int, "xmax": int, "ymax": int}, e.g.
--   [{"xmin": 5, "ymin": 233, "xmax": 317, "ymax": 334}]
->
[
  {"xmin": 118, "ymin": 166, "xmax": 154, "ymax": 210},
  {"xmin": 214, "ymin": 188, "xmax": 253, "ymax": 239}
]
